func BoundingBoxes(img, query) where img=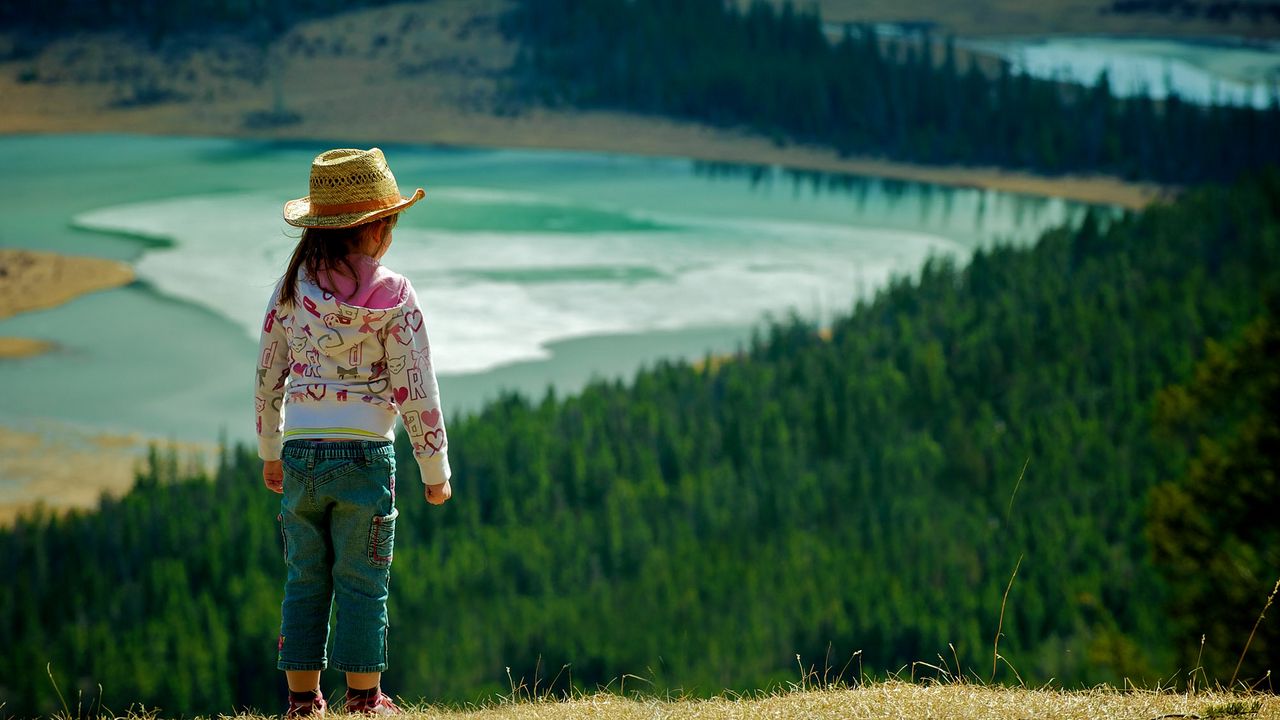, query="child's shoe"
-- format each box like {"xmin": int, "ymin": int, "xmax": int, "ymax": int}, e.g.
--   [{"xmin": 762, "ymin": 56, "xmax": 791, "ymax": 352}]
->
[
  {"xmin": 286, "ymin": 689, "xmax": 326, "ymax": 717},
  {"xmin": 345, "ymin": 686, "xmax": 400, "ymax": 715}
]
